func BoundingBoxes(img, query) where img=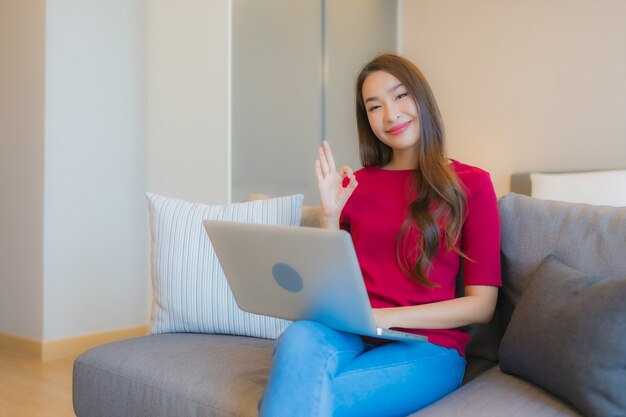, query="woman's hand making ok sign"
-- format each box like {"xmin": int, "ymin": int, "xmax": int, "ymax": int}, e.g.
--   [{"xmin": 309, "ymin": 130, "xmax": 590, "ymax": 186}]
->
[{"xmin": 315, "ymin": 140, "xmax": 358, "ymax": 229}]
